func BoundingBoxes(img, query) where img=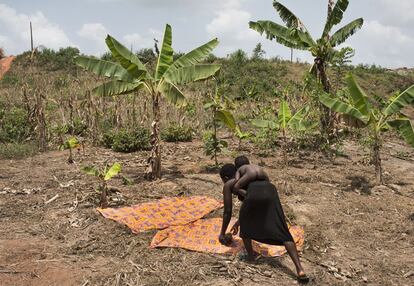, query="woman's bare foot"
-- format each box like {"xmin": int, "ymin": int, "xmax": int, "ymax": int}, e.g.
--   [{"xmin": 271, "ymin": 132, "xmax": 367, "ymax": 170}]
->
[
  {"xmin": 246, "ymin": 251, "xmax": 260, "ymax": 262},
  {"xmin": 297, "ymin": 270, "xmax": 309, "ymax": 283}
]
